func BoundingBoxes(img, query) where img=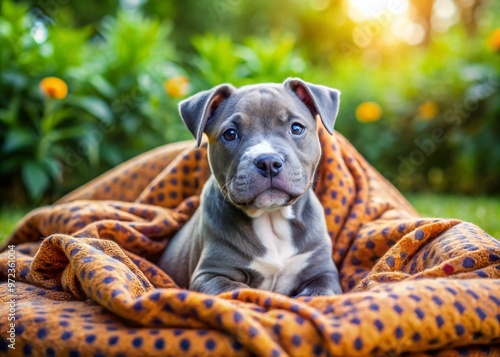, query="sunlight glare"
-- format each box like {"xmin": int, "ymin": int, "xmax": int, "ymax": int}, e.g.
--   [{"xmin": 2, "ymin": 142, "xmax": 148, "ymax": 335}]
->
[{"xmin": 347, "ymin": 0, "xmax": 409, "ymax": 21}]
